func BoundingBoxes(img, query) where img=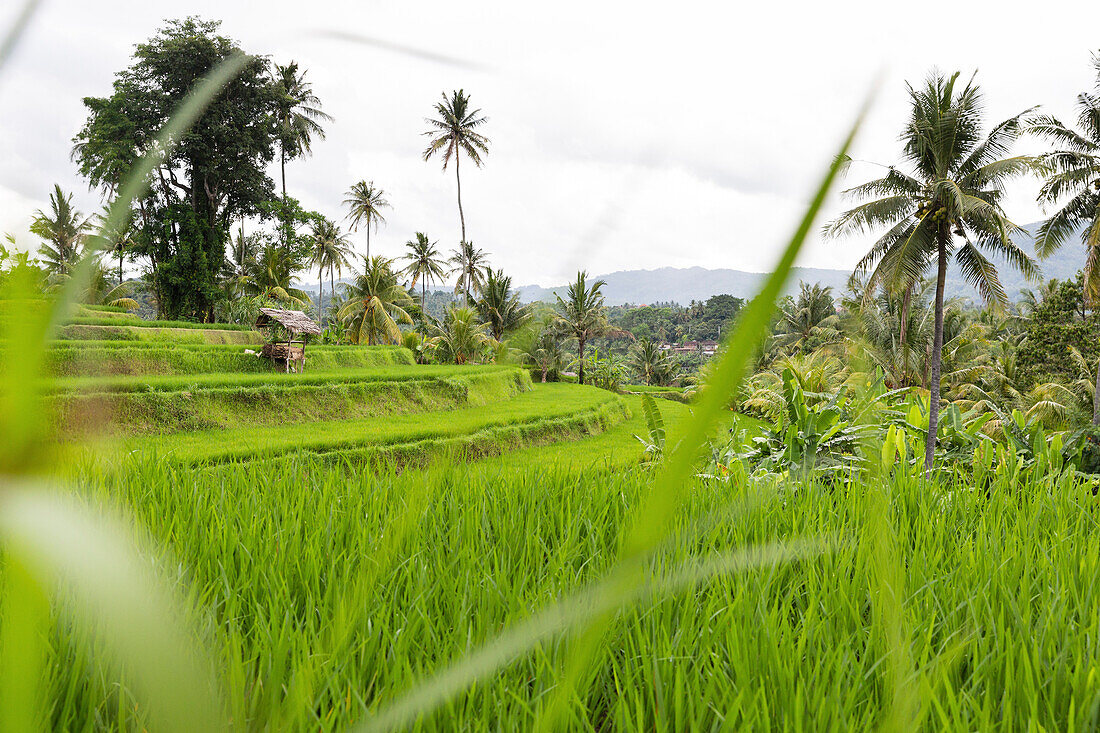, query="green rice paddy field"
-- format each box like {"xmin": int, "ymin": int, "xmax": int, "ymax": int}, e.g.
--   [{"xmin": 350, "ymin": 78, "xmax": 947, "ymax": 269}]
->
[{"xmin": 20, "ymin": 328, "xmax": 1100, "ymax": 730}]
